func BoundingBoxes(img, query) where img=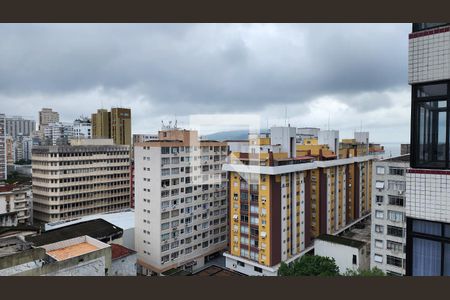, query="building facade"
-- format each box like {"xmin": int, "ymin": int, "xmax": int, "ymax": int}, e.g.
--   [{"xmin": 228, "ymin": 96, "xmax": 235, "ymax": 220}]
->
[
  {"xmin": 0, "ymin": 114, "xmax": 6, "ymax": 181},
  {"xmin": 32, "ymin": 139, "xmax": 130, "ymax": 223},
  {"xmin": 92, "ymin": 108, "xmax": 131, "ymax": 146},
  {"xmin": 43, "ymin": 122, "xmax": 74, "ymax": 146},
  {"xmin": 38, "ymin": 108, "xmax": 59, "ymax": 137},
  {"xmin": 5, "ymin": 116, "xmax": 36, "ymax": 138},
  {"xmin": 406, "ymin": 23, "xmax": 450, "ymax": 276},
  {"xmin": 134, "ymin": 129, "xmax": 228, "ymax": 275},
  {"xmin": 0, "ymin": 184, "xmax": 33, "ymax": 225},
  {"xmin": 371, "ymin": 155, "xmax": 409, "ymax": 276},
  {"xmin": 73, "ymin": 116, "xmax": 92, "ymax": 139},
  {"xmin": 223, "ymin": 126, "xmax": 378, "ymax": 276}
]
